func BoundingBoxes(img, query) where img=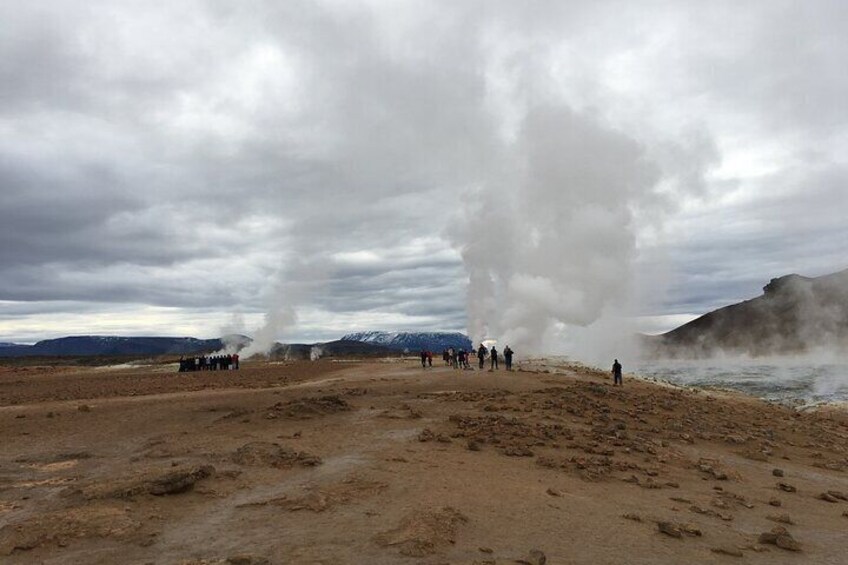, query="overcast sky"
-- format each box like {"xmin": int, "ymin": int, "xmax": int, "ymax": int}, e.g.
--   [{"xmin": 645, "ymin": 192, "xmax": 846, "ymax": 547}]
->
[{"xmin": 1, "ymin": 0, "xmax": 846, "ymax": 345}]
